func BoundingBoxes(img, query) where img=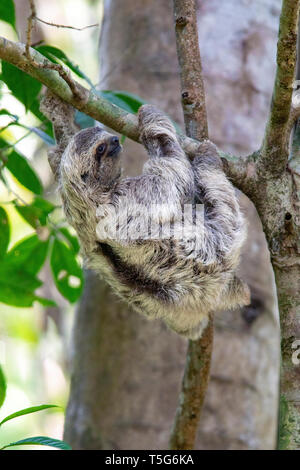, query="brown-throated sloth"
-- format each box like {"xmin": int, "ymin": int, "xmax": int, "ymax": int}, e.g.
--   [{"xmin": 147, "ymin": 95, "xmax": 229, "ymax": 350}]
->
[{"xmin": 45, "ymin": 100, "xmax": 250, "ymax": 340}]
